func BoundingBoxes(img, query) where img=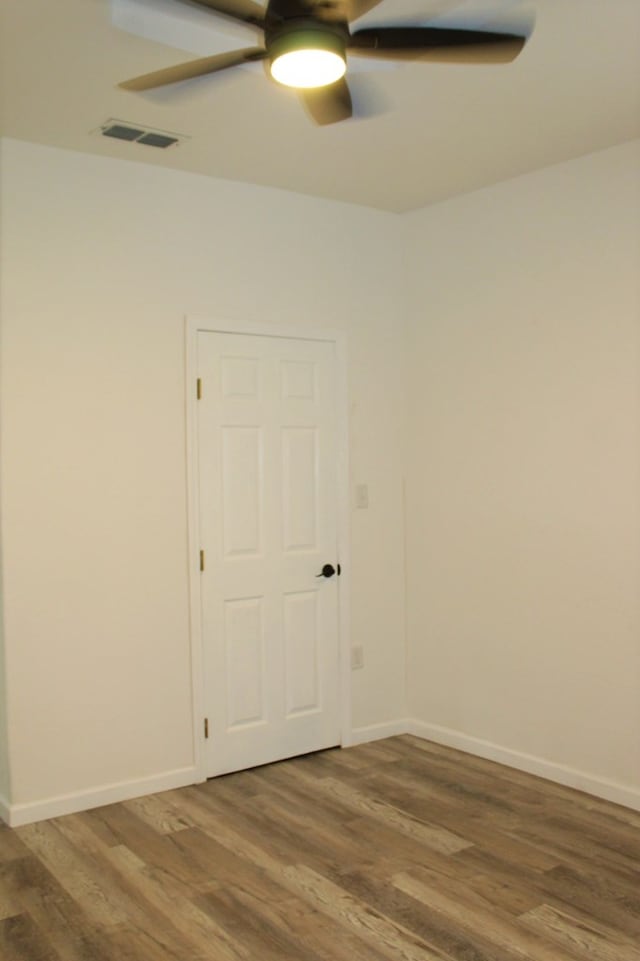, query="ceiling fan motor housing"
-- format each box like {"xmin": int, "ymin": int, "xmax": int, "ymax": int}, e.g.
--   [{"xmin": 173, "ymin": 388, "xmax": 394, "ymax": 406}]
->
[{"xmin": 266, "ymin": 19, "xmax": 349, "ymax": 70}]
